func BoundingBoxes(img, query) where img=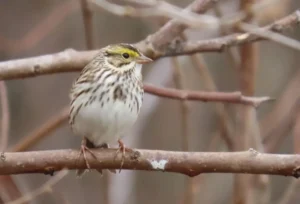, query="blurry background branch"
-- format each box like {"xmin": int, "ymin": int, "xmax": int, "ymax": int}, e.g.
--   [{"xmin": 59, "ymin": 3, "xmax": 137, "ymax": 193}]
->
[
  {"xmin": 0, "ymin": 81, "xmax": 10, "ymax": 152},
  {"xmin": 91, "ymin": 0, "xmax": 219, "ymax": 28},
  {"xmin": 0, "ymin": 10, "xmax": 299, "ymax": 80},
  {"xmin": 5, "ymin": 169, "xmax": 69, "ymax": 204}
]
